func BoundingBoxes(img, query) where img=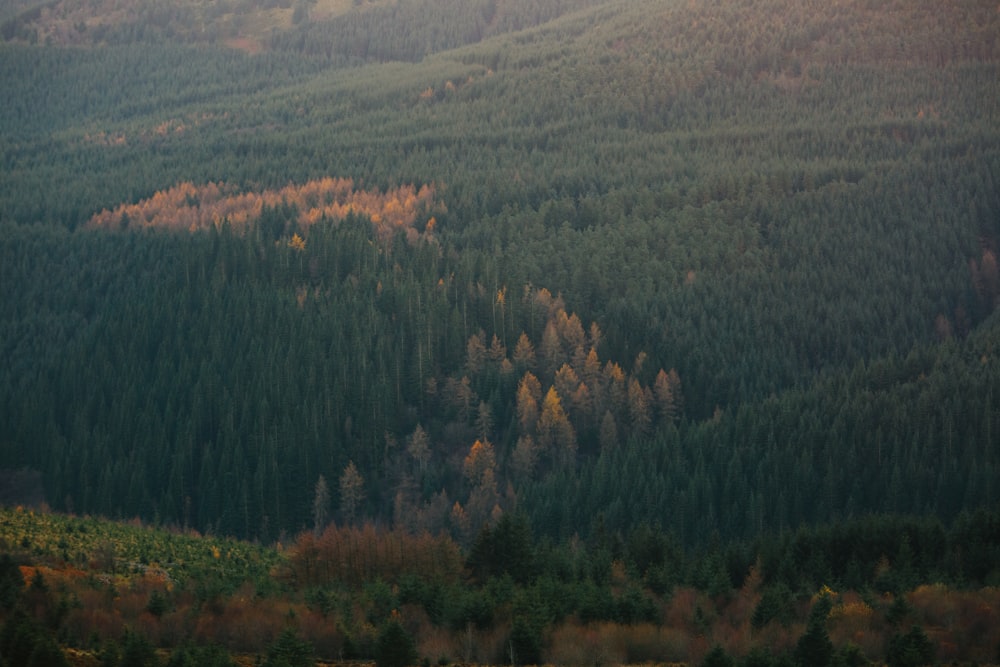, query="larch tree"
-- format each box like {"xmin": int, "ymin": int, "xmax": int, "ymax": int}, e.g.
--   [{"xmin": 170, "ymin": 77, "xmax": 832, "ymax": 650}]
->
[
  {"xmin": 466, "ymin": 330, "xmax": 487, "ymax": 376},
  {"xmin": 339, "ymin": 461, "xmax": 365, "ymax": 525},
  {"xmin": 512, "ymin": 435, "xmax": 538, "ymax": 481},
  {"xmin": 540, "ymin": 320, "xmax": 565, "ymax": 377},
  {"xmin": 588, "ymin": 321, "xmax": 603, "ymax": 351},
  {"xmin": 604, "ymin": 361, "xmax": 627, "ymax": 419},
  {"xmin": 654, "ymin": 369, "xmax": 677, "ymax": 424},
  {"xmin": 475, "ymin": 401, "xmax": 495, "ymax": 442},
  {"xmin": 517, "ymin": 372, "xmax": 542, "ymax": 435},
  {"xmin": 313, "ymin": 474, "xmax": 330, "ymax": 537},
  {"xmin": 512, "ymin": 332, "xmax": 537, "ymax": 371},
  {"xmin": 463, "ymin": 439, "xmax": 497, "ymax": 486},
  {"xmin": 538, "ymin": 387, "xmax": 577, "ymax": 467},
  {"xmin": 553, "ymin": 364, "xmax": 581, "ymax": 413},
  {"xmin": 488, "ymin": 333, "xmax": 507, "ymax": 365}
]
